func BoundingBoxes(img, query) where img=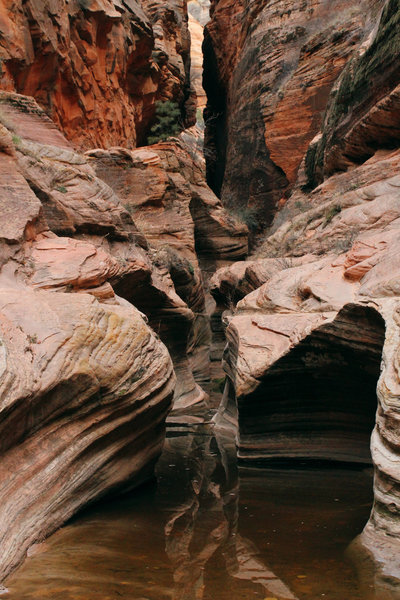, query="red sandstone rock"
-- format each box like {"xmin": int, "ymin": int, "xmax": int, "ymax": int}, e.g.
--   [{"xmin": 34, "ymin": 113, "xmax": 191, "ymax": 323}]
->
[
  {"xmin": 188, "ymin": 13, "xmax": 207, "ymax": 110},
  {"xmin": 210, "ymin": 1, "xmax": 400, "ymax": 576},
  {"xmin": 0, "ymin": 91, "xmax": 182, "ymax": 579},
  {"xmin": 0, "ymin": 0, "xmax": 195, "ymax": 150},
  {"xmin": 0, "ymin": 91, "xmax": 240, "ymax": 578},
  {"xmin": 87, "ymin": 128, "xmax": 247, "ymax": 410},
  {"xmin": 0, "ymin": 94, "xmax": 247, "ymax": 585},
  {"xmin": 204, "ymin": 0, "xmax": 384, "ymax": 227},
  {"xmin": 0, "ymin": 286, "xmax": 175, "ymax": 581}
]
